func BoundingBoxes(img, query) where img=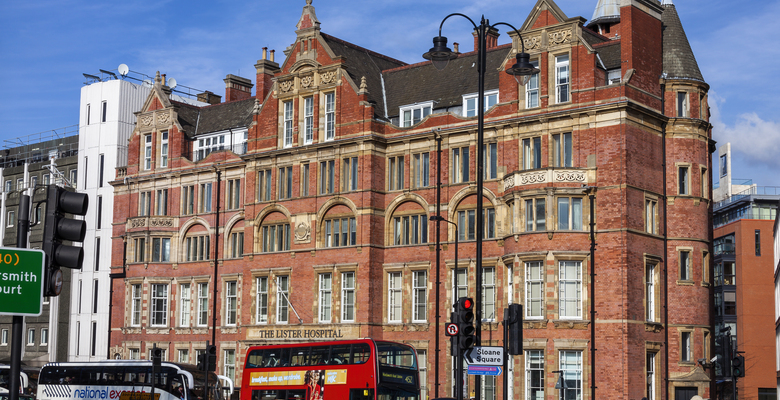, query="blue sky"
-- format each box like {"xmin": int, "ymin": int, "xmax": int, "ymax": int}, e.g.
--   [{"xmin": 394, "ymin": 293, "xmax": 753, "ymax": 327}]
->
[{"xmin": 1, "ymin": 0, "xmax": 777, "ymax": 187}]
